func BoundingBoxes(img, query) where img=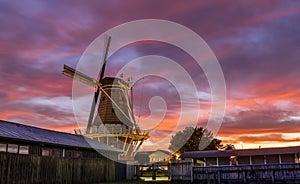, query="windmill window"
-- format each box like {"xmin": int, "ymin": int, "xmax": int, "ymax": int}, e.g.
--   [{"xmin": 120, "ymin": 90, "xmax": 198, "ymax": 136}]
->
[
  {"xmin": 112, "ymin": 108, "xmax": 115, "ymax": 113},
  {"xmin": 102, "ymin": 96, "xmax": 106, "ymax": 101}
]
